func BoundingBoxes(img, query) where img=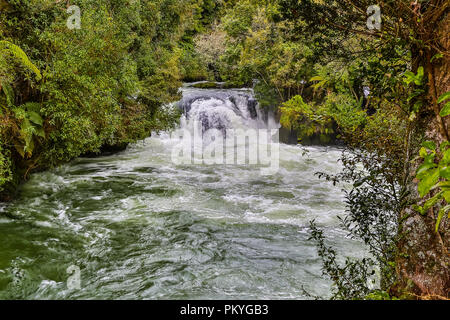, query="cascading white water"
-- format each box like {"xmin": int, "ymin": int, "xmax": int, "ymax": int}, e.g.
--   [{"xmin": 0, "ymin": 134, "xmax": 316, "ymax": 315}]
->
[
  {"xmin": 178, "ymin": 85, "xmax": 278, "ymax": 133},
  {"xmin": 173, "ymin": 86, "xmax": 281, "ymax": 171}
]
